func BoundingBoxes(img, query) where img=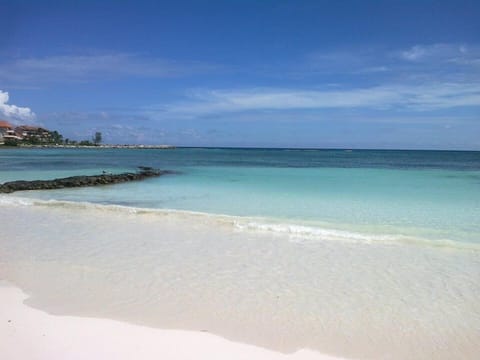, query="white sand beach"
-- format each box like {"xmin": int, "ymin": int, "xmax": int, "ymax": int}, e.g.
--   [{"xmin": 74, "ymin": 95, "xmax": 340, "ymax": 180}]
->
[{"xmin": 0, "ymin": 282, "xmax": 346, "ymax": 360}]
